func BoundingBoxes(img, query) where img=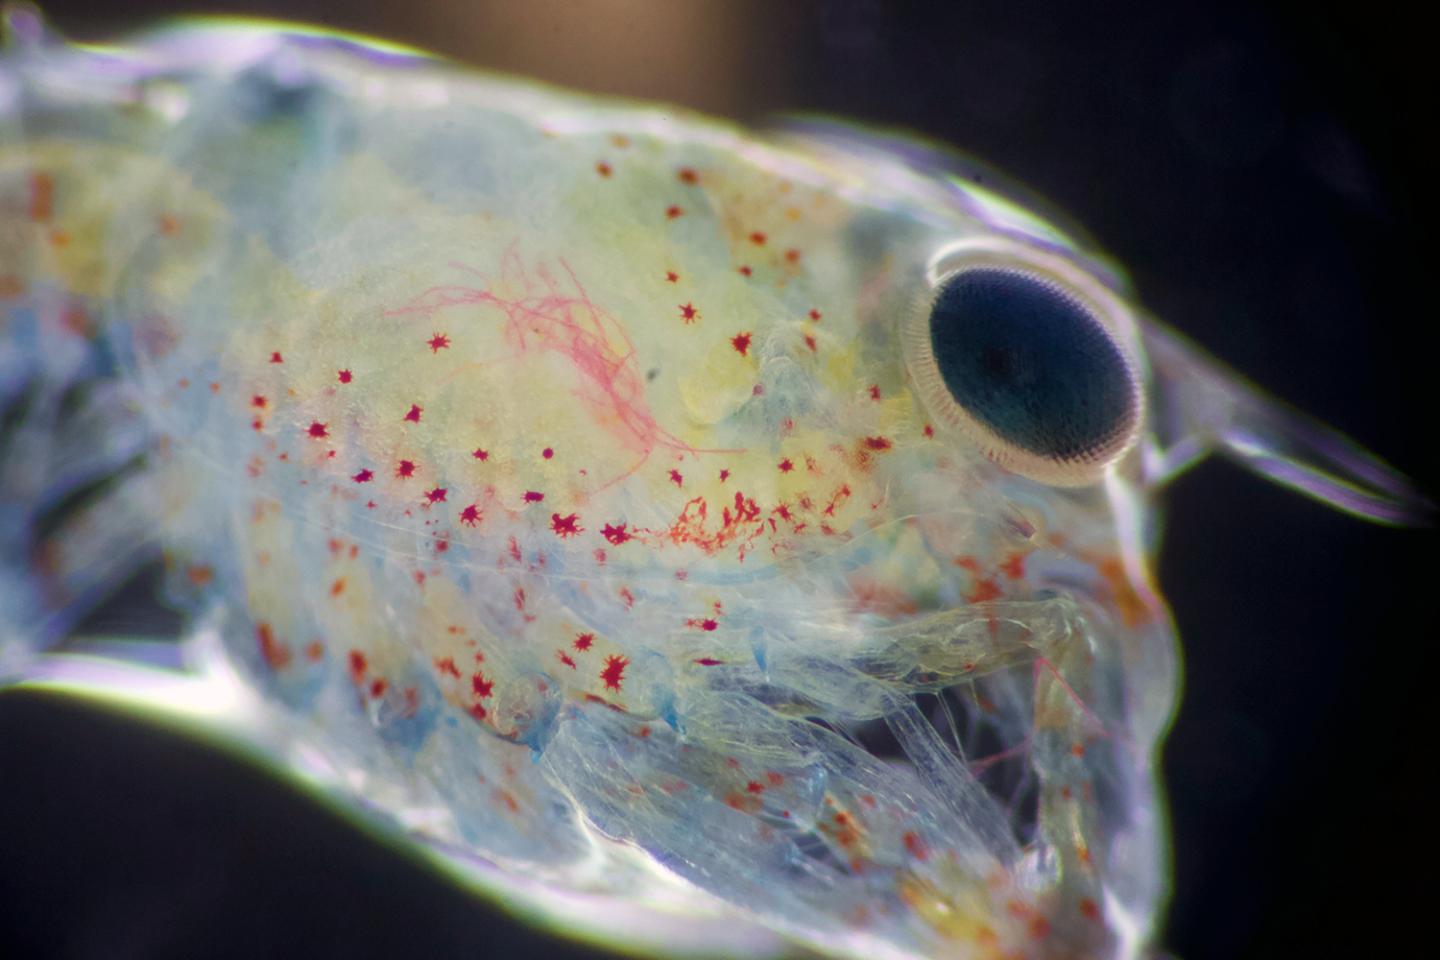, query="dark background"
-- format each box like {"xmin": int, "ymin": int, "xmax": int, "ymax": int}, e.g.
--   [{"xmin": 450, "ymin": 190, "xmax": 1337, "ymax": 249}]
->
[{"xmin": 2, "ymin": 2, "xmax": 1433, "ymax": 958}]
